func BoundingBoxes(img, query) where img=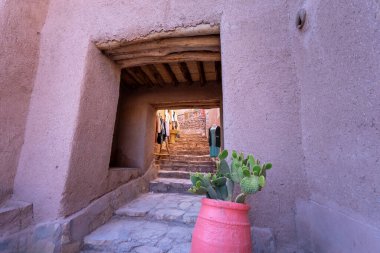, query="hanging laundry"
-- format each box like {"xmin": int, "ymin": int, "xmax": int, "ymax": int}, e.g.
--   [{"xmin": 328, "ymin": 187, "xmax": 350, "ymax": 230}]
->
[{"xmin": 208, "ymin": 125, "xmax": 221, "ymax": 157}]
